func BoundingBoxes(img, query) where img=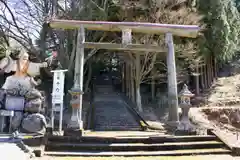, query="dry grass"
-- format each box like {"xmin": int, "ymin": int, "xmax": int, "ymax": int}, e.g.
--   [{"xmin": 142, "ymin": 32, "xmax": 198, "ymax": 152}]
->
[{"xmin": 207, "ymin": 74, "xmax": 240, "ymax": 106}]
